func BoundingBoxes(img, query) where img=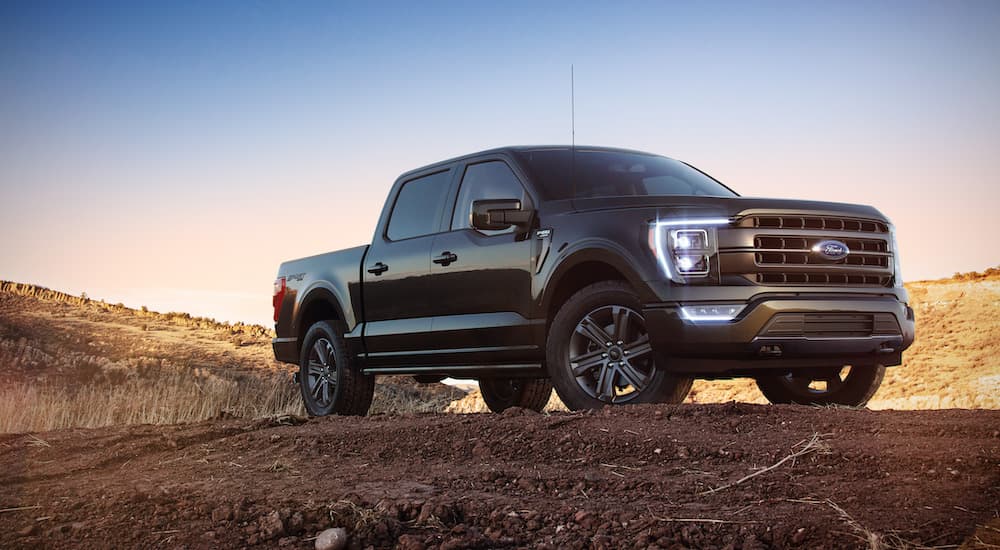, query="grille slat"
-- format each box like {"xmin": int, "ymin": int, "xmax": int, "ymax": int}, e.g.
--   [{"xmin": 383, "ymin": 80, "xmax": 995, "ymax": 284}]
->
[{"xmin": 744, "ymin": 215, "xmax": 889, "ymax": 234}]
